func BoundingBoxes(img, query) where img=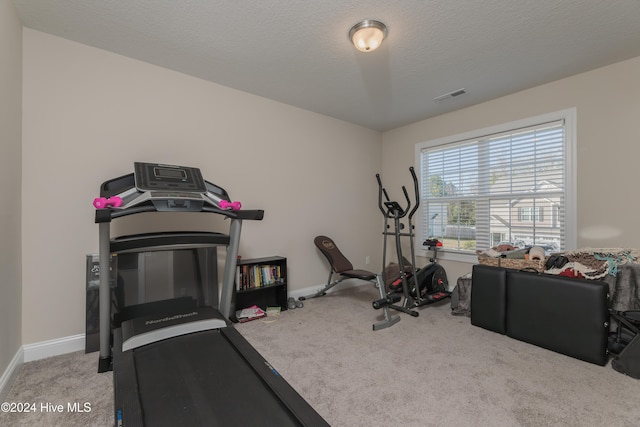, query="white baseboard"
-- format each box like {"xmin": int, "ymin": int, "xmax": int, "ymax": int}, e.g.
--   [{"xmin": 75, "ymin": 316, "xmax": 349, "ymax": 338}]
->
[
  {"xmin": 22, "ymin": 334, "xmax": 85, "ymax": 363},
  {"xmin": 288, "ymin": 279, "xmax": 373, "ymax": 300},
  {"xmin": 0, "ymin": 347, "xmax": 24, "ymax": 402},
  {"xmin": 1, "ymin": 334, "xmax": 85, "ymax": 400}
]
